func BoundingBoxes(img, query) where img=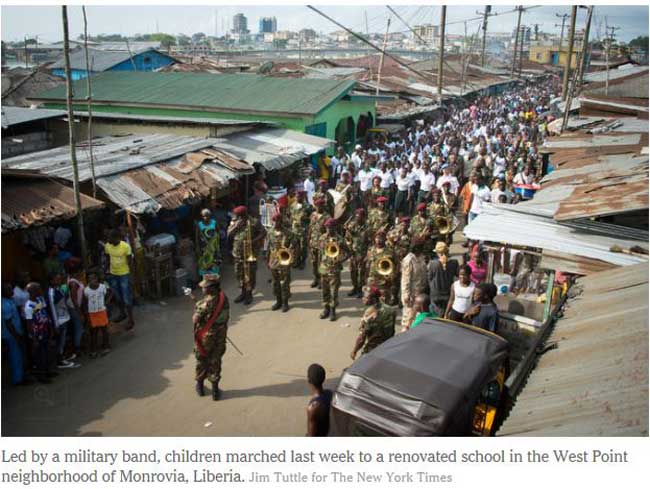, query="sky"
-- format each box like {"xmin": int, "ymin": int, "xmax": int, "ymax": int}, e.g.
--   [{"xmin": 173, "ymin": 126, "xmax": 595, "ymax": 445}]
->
[{"xmin": 1, "ymin": 4, "xmax": 648, "ymax": 44}]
